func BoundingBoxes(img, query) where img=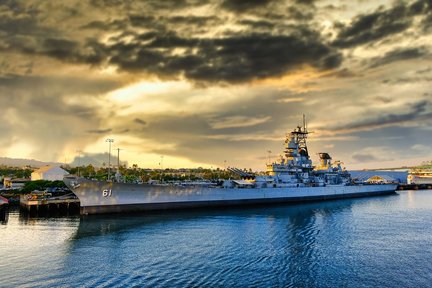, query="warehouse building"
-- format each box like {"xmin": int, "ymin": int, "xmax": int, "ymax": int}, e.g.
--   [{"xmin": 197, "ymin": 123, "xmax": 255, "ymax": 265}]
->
[{"xmin": 31, "ymin": 166, "xmax": 69, "ymax": 181}]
